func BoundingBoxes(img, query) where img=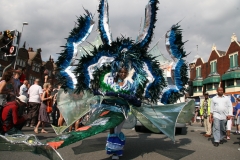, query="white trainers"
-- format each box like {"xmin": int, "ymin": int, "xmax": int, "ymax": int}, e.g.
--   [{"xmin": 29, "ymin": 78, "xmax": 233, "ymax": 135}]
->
[{"xmin": 112, "ymin": 155, "xmax": 119, "ymax": 160}]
